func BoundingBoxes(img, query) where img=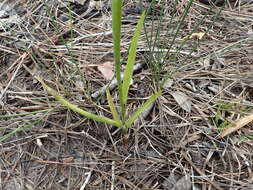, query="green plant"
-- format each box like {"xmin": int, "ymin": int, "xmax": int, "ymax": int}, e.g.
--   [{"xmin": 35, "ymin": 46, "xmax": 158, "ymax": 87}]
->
[
  {"xmin": 213, "ymin": 110, "xmax": 231, "ymax": 131},
  {"xmin": 143, "ymin": 0, "xmax": 225, "ymax": 89},
  {"xmin": 213, "ymin": 101, "xmax": 234, "ymax": 131},
  {"xmin": 36, "ymin": 0, "xmax": 161, "ymax": 134},
  {"xmin": 213, "ymin": 101, "xmax": 250, "ymax": 131}
]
